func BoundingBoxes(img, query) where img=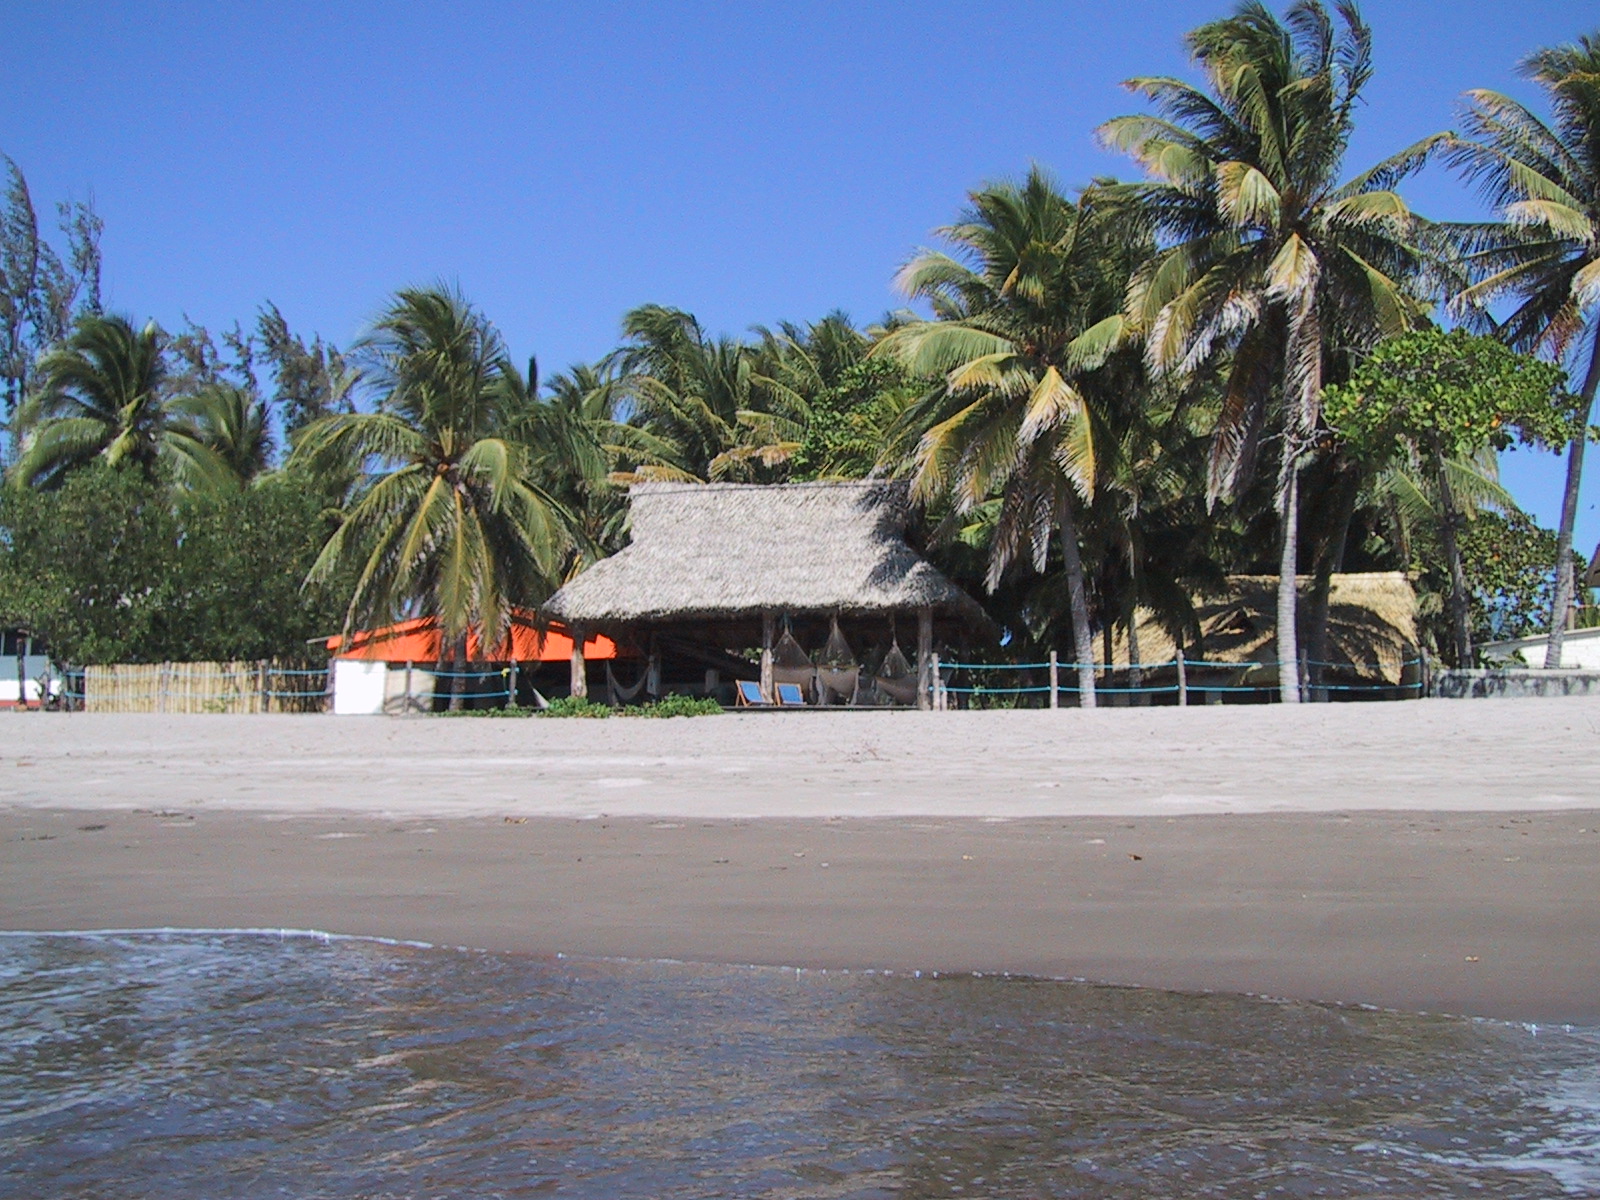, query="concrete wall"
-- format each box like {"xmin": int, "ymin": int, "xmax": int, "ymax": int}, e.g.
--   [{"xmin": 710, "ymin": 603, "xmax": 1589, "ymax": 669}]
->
[
  {"xmin": 1431, "ymin": 668, "xmax": 1600, "ymax": 699},
  {"xmin": 1480, "ymin": 627, "xmax": 1600, "ymax": 670}
]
